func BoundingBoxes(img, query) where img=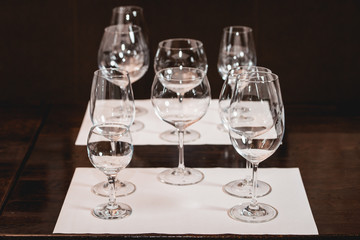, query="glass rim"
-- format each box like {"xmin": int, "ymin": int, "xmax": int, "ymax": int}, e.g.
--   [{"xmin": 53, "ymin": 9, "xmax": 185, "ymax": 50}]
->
[
  {"xmin": 228, "ymin": 66, "xmax": 271, "ymax": 74},
  {"xmin": 223, "ymin": 25, "xmax": 253, "ymax": 33},
  {"xmin": 112, "ymin": 5, "xmax": 143, "ymax": 13},
  {"xmin": 157, "ymin": 38, "xmax": 204, "ymax": 50},
  {"xmin": 236, "ymin": 71, "xmax": 279, "ymax": 83},
  {"xmin": 94, "ymin": 68, "xmax": 130, "ymax": 79},
  {"xmin": 89, "ymin": 123, "xmax": 130, "ymax": 137},
  {"xmin": 104, "ymin": 24, "xmax": 142, "ymax": 33}
]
